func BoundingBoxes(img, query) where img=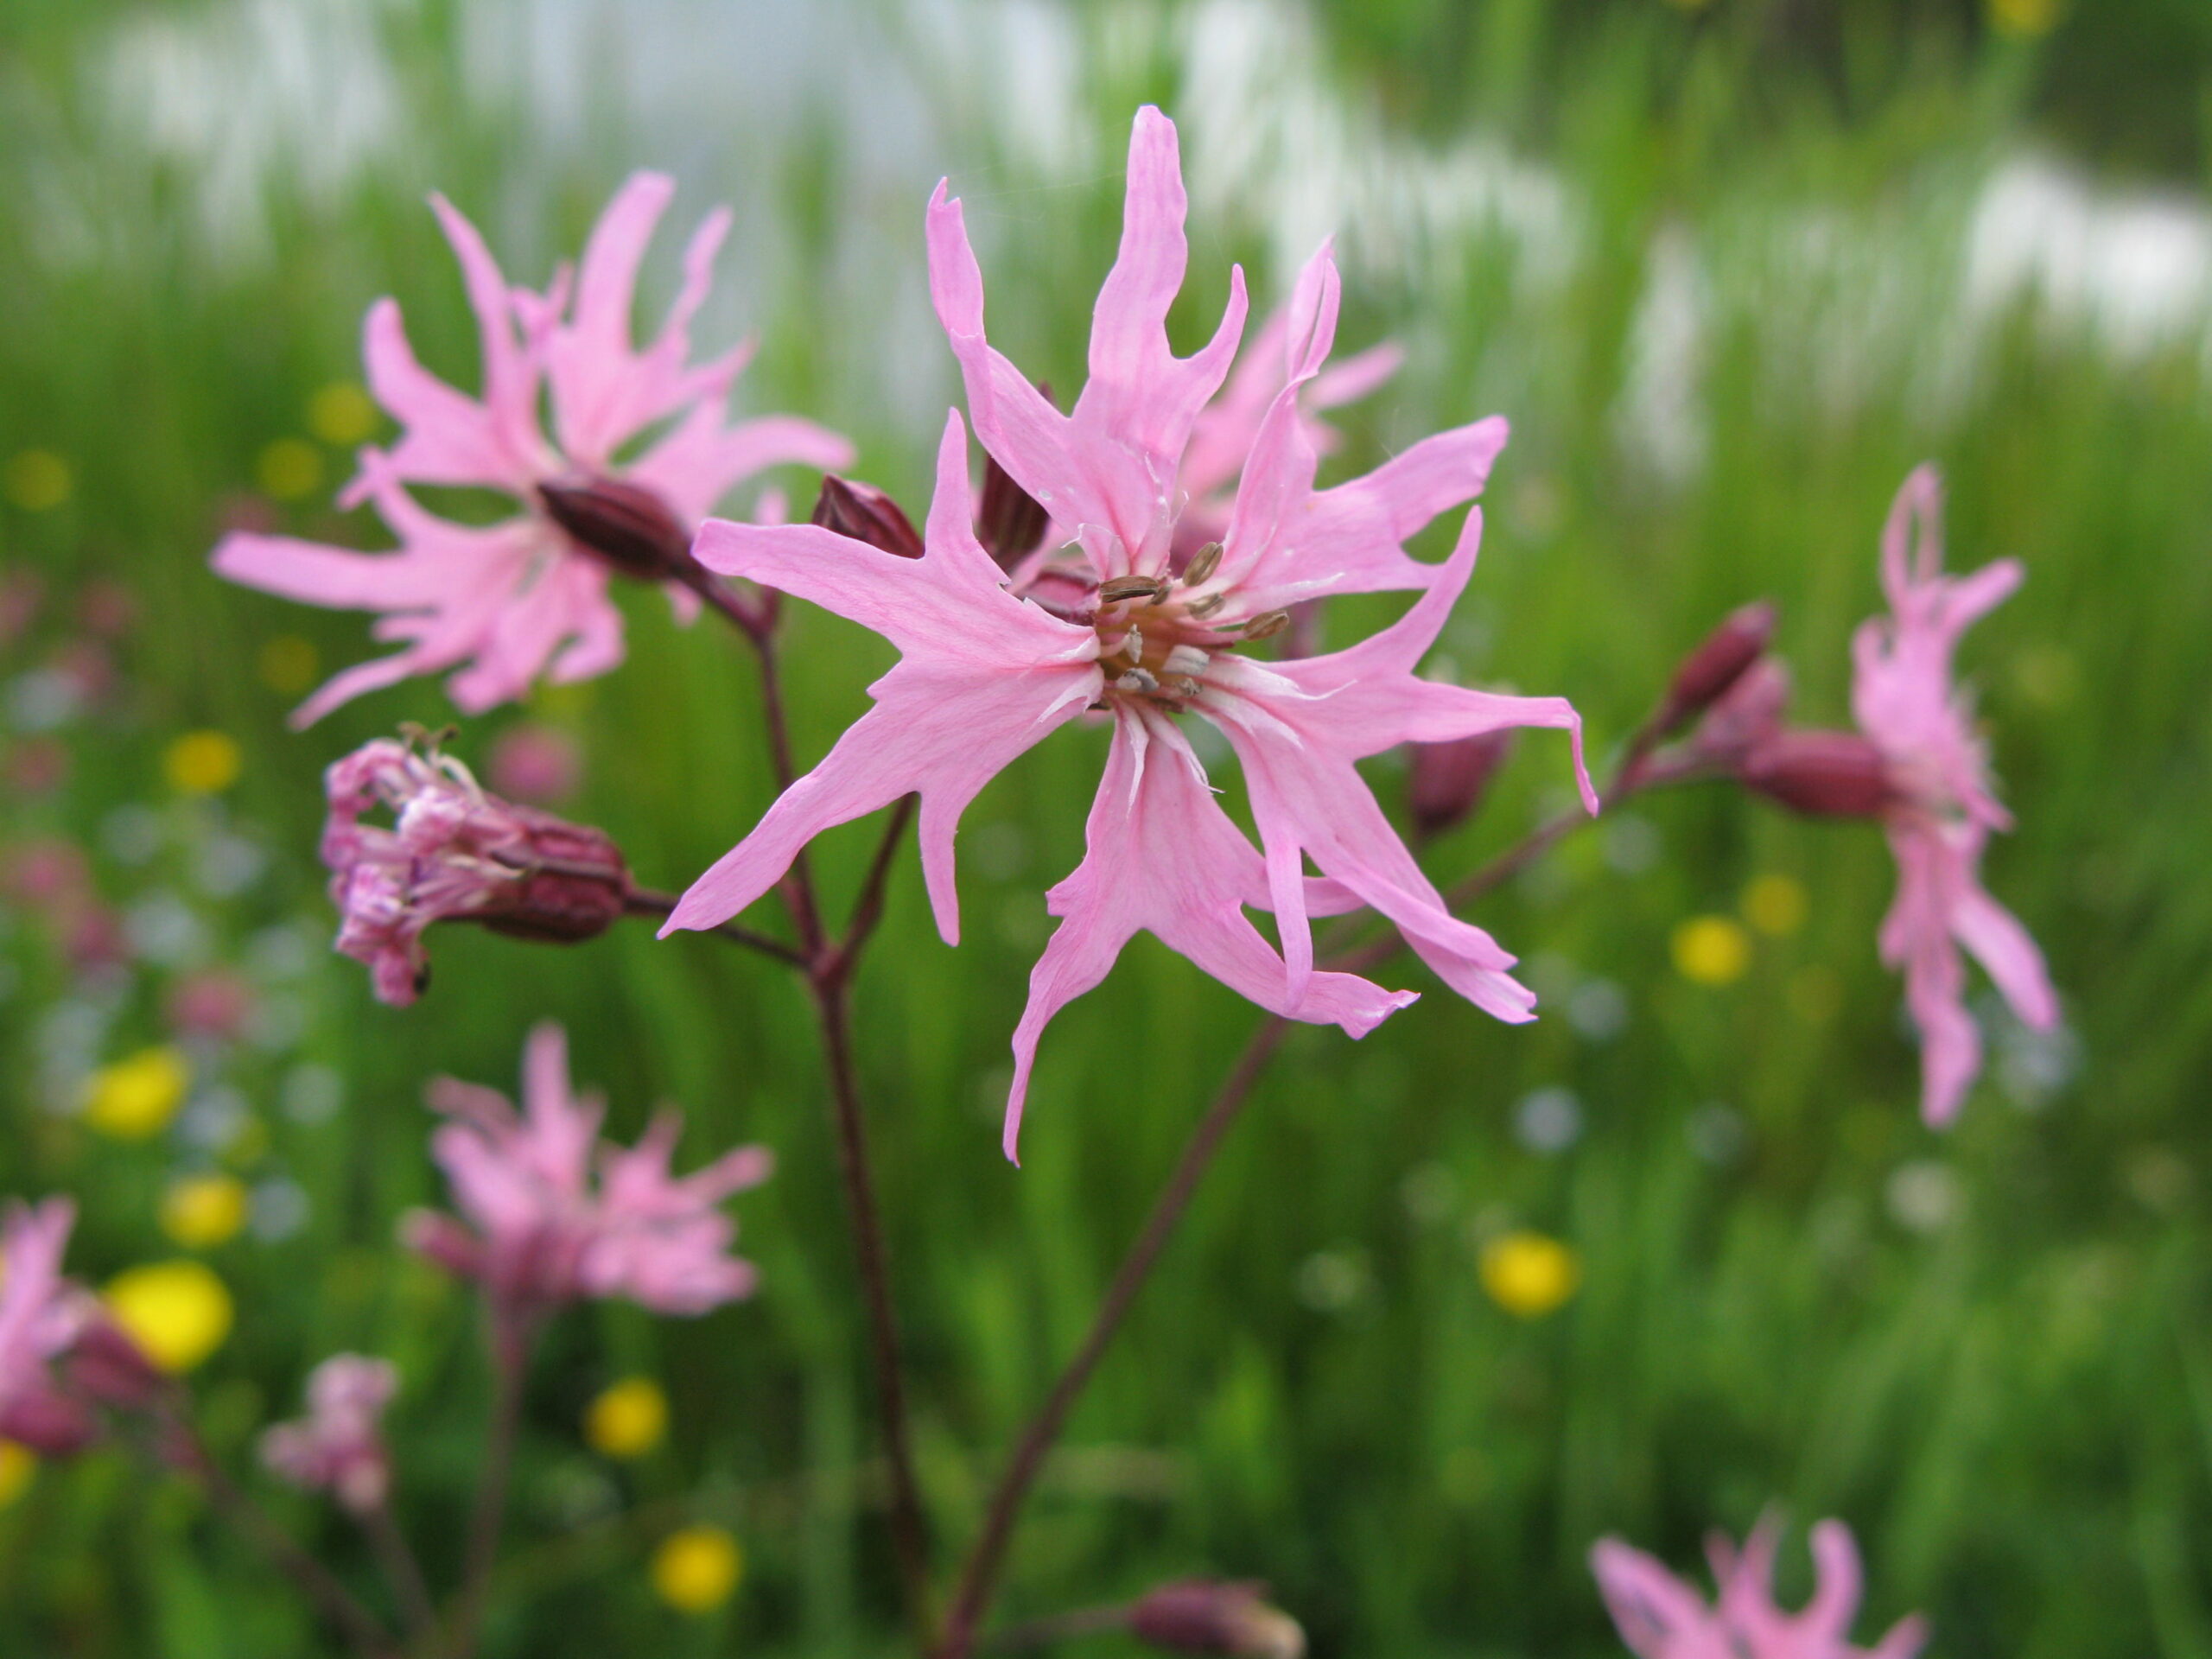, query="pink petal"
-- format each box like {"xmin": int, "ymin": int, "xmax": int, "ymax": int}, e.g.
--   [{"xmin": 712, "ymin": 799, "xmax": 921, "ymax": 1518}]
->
[
  {"xmin": 549, "ymin": 171, "xmax": 678, "ymax": 462},
  {"xmin": 1003, "ymin": 709, "xmax": 1414, "ymax": 1160},
  {"xmin": 1951, "ymin": 876, "xmax": 2058, "ymax": 1030},
  {"xmin": 1590, "ymin": 1540, "xmax": 1723, "ymax": 1659},
  {"xmin": 628, "ymin": 406, "xmax": 855, "ymax": 526}
]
